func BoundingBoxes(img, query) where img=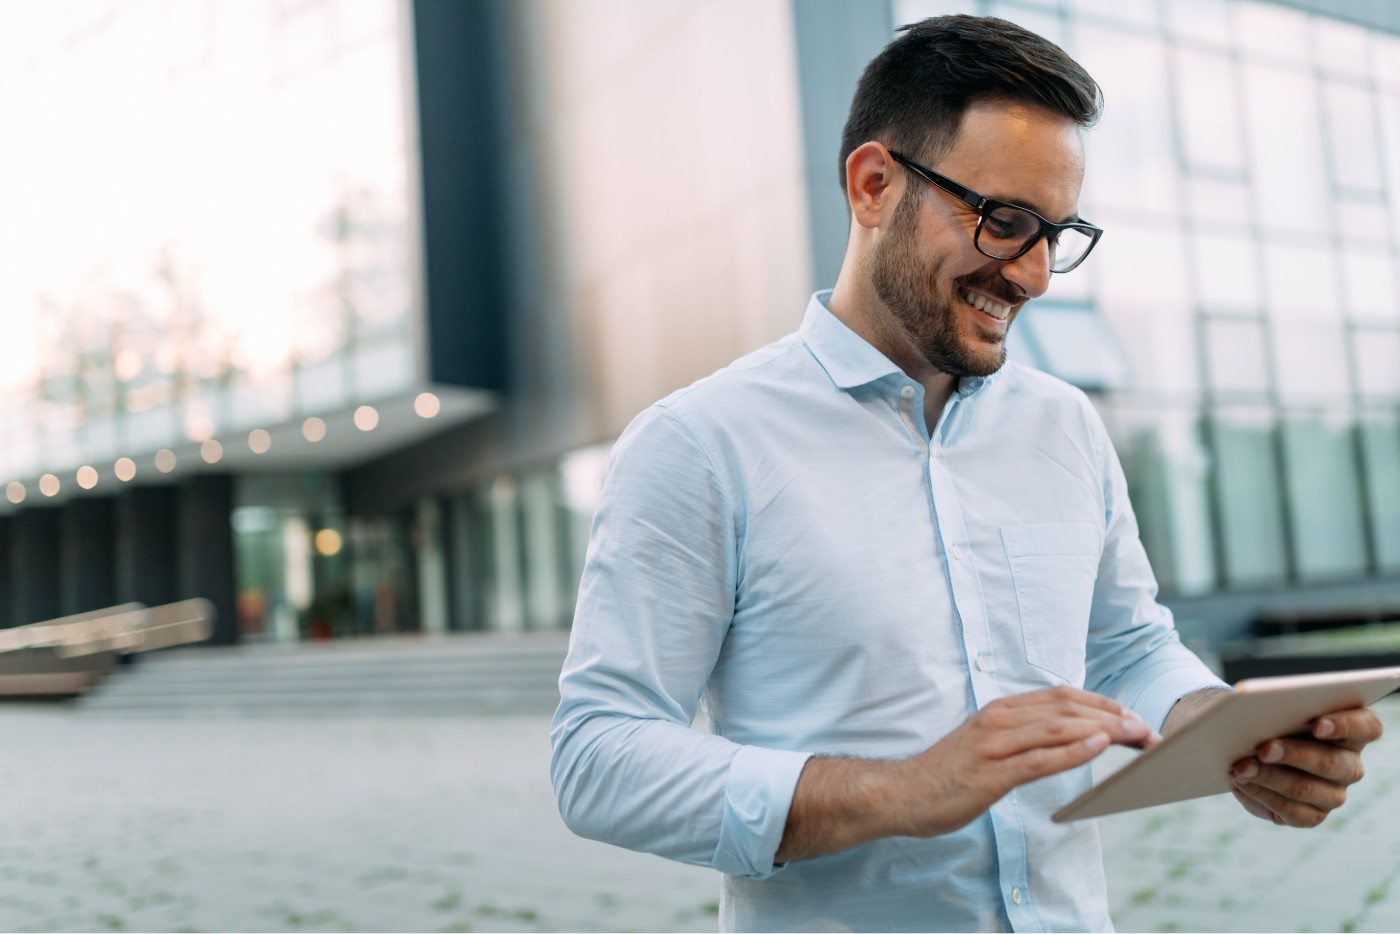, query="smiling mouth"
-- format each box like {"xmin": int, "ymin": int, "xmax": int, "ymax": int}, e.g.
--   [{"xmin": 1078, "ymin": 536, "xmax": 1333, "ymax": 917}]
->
[{"xmin": 960, "ymin": 289, "xmax": 1015, "ymax": 332}]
